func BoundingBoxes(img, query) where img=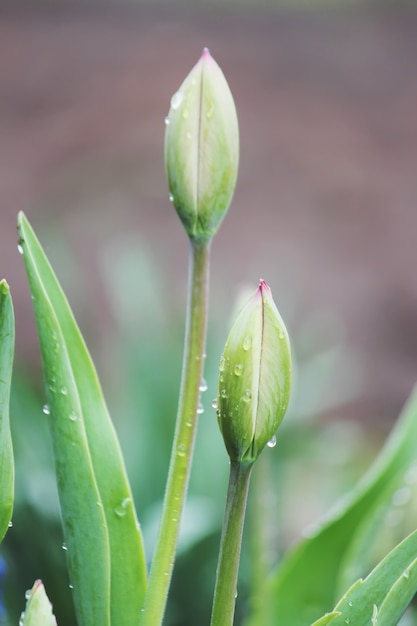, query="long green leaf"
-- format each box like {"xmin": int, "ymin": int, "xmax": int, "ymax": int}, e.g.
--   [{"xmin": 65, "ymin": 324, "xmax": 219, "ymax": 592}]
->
[
  {"xmin": 245, "ymin": 386, "xmax": 417, "ymax": 626},
  {"xmin": 311, "ymin": 529, "xmax": 417, "ymax": 625},
  {"xmin": 0, "ymin": 280, "xmax": 14, "ymax": 542},
  {"xmin": 18, "ymin": 213, "xmax": 147, "ymax": 626}
]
